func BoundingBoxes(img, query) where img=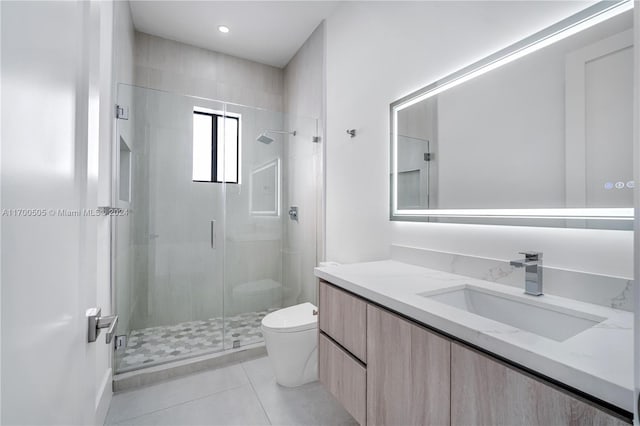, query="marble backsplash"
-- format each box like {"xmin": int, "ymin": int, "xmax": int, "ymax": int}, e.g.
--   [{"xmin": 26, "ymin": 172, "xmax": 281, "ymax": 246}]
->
[{"xmin": 391, "ymin": 244, "xmax": 633, "ymax": 312}]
